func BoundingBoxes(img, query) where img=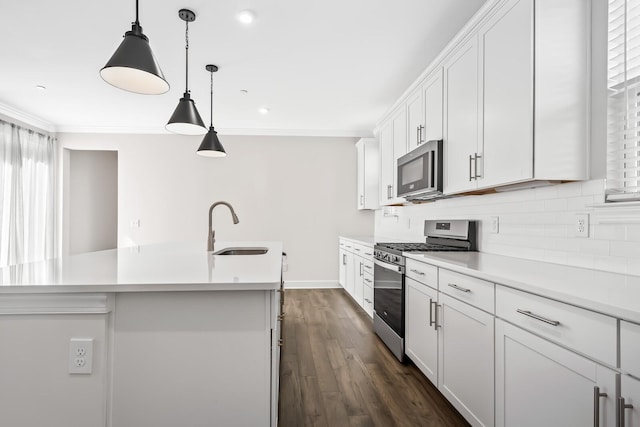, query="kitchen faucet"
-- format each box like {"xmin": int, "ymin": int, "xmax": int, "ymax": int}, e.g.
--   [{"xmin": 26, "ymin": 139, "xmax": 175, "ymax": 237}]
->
[{"xmin": 208, "ymin": 201, "xmax": 239, "ymax": 251}]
